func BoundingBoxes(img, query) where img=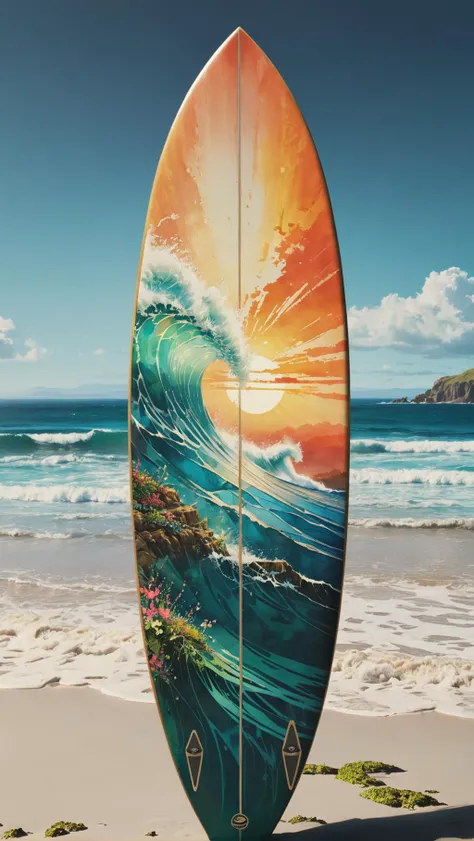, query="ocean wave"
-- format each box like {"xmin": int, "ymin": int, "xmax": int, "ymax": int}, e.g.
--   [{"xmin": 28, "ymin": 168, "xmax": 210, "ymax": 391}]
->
[
  {"xmin": 221, "ymin": 432, "xmax": 328, "ymax": 491},
  {"xmin": 139, "ymin": 240, "xmax": 249, "ymax": 381},
  {"xmin": 351, "ymin": 438, "xmax": 474, "ymax": 455},
  {"xmin": 0, "ymin": 453, "xmax": 122, "ymax": 467},
  {"xmin": 0, "ymin": 575, "xmax": 136, "ymax": 596},
  {"xmin": 0, "ymin": 484, "xmax": 130, "ymax": 504},
  {"xmin": 0, "ymin": 526, "xmax": 131, "ymax": 540},
  {"xmin": 28, "ymin": 429, "xmax": 114, "ymax": 444},
  {"xmin": 349, "ymin": 517, "xmax": 474, "ymax": 530},
  {"xmin": 0, "ymin": 527, "xmax": 81, "ymax": 540},
  {"xmin": 56, "ymin": 512, "xmax": 124, "ymax": 520},
  {"xmin": 133, "ymin": 244, "xmax": 346, "ymax": 582},
  {"xmin": 0, "ymin": 429, "xmax": 127, "ymax": 455},
  {"xmin": 350, "ymin": 468, "xmax": 474, "ymax": 486}
]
